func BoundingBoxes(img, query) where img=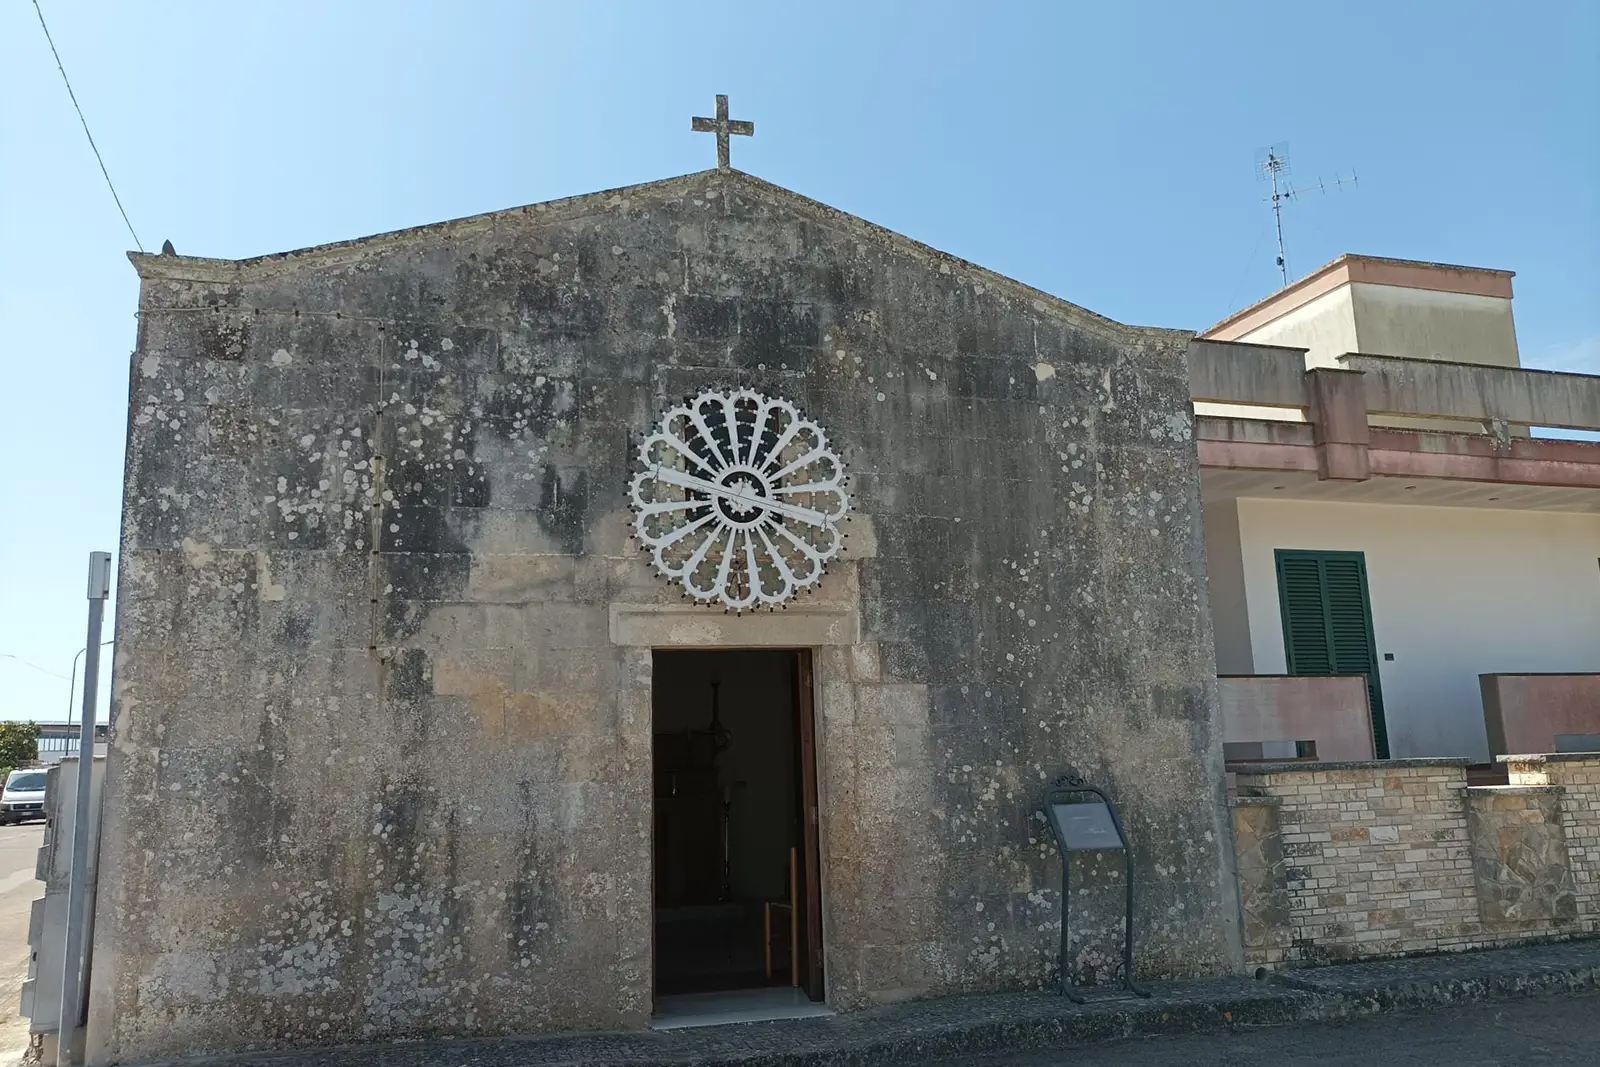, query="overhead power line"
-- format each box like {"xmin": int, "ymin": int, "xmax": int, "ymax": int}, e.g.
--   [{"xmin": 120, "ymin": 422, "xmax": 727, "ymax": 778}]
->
[
  {"xmin": 0, "ymin": 653, "xmax": 70, "ymax": 681},
  {"xmin": 32, "ymin": 0, "xmax": 145, "ymax": 252}
]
